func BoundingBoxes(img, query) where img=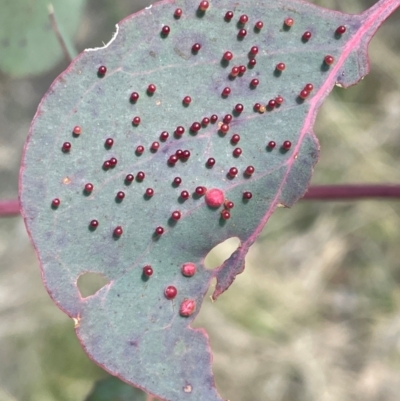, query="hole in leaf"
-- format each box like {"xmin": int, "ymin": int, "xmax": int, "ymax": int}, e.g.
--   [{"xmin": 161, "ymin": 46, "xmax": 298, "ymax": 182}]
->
[
  {"xmin": 204, "ymin": 237, "xmax": 240, "ymax": 270},
  {"xmin": 77, "ymin": 272, "xmax": 110, "ymax": 298}
]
